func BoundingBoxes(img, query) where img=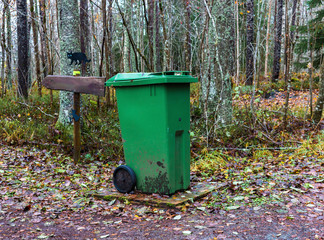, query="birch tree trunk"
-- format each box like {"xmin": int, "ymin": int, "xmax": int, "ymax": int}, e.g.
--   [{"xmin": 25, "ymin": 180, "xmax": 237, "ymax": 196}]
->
[
  {"xmin": 30, "ymin": 0, "xmax": 42, "ymax": 97},
  {"xmin": 272, "ymin": 0, "xmax": 283, "ymax": 82},
  {"xmin": 246, "ymin": 0, "xmax": 254, "ymax": 86},
  {"xmin": 200, "ymin": 0, "xmax": 234, "ymax": 128},
  {"xmin": 4, "ymin": 0, "xmax": 12, "ymax": 89},
  {"xmin": 17, "ymin": 0, "xmax": 29, "ymax": 99},
  {"xmin": 57, "ymin": 0, "xmax": 81, "ymax": 127},
  {"xmin": 123, "ymin": 0, "xmax": 130, "ymax": 72},
  {"xmin": 307, "ymin": 8, "xmax": 314, "ymax": 116}
]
